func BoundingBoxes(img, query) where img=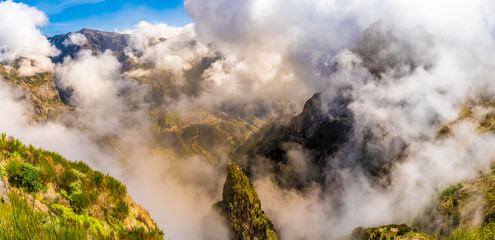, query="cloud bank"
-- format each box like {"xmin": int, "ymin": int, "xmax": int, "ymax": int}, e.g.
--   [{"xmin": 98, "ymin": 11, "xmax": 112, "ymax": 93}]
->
[
  {"xmin": 3, "ymin": 0, "xmax": 495, "ymax": 239},
  {"xmin": 0, "ymin": 0, "xmax": 59, "ymax": 75}
]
